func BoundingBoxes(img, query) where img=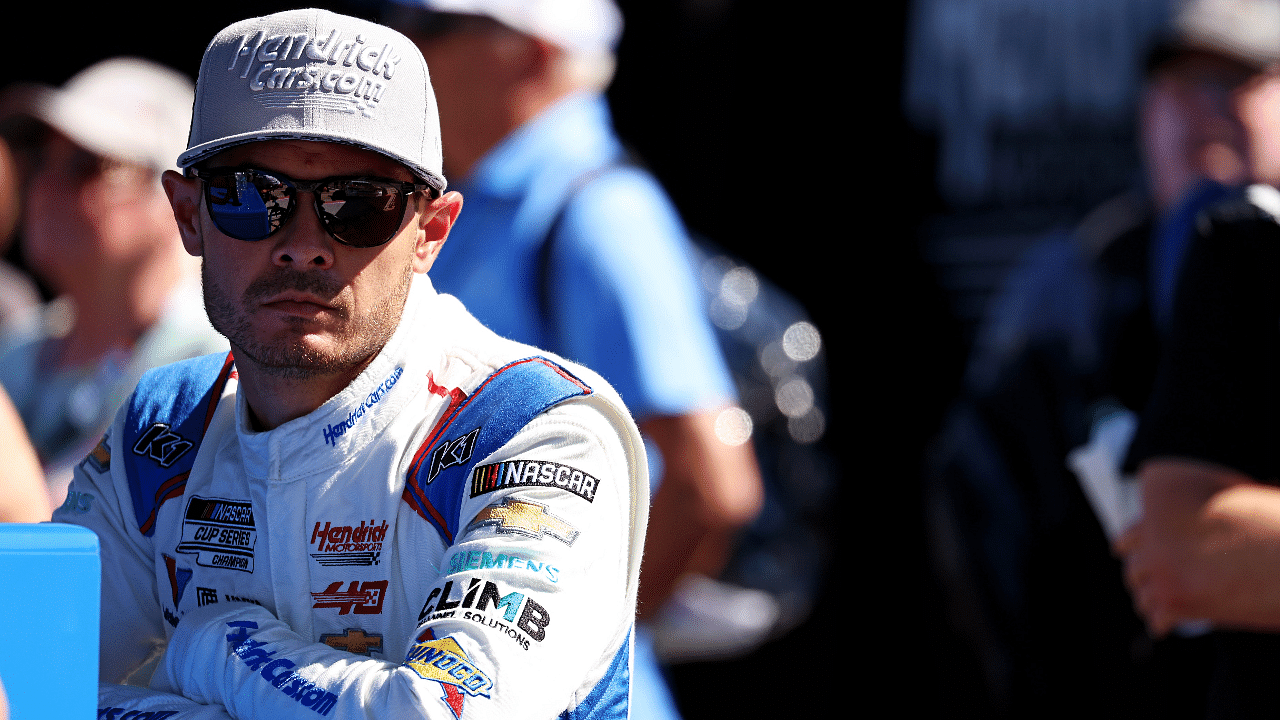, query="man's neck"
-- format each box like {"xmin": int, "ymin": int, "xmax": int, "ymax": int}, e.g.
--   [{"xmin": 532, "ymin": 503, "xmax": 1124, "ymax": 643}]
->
[{"xmin": 233, "ymin": 352, "xmax": 376, "ymax": 432}]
